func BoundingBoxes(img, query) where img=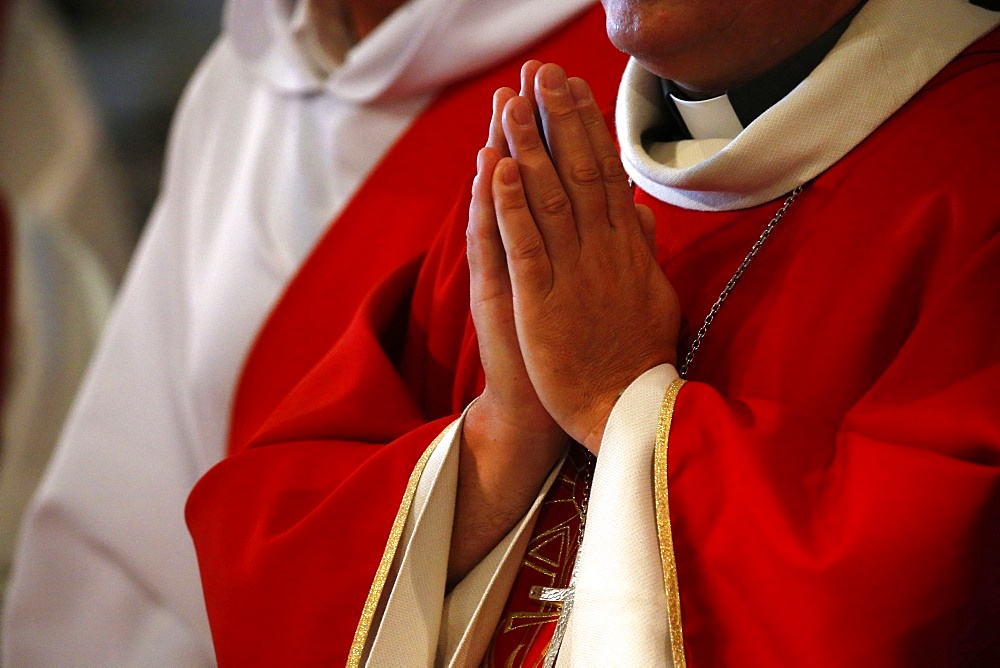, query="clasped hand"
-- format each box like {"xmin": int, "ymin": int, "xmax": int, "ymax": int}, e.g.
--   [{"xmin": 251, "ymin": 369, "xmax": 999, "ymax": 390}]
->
[{"xmin": 468, "ymin": 61, "xmax": 681, "ymax": 456}]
